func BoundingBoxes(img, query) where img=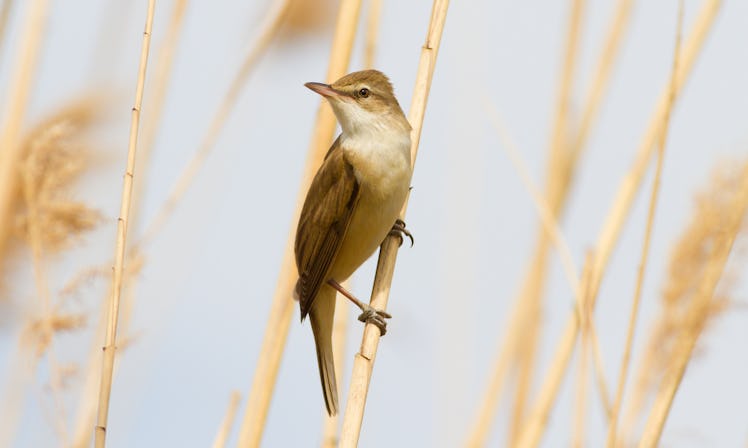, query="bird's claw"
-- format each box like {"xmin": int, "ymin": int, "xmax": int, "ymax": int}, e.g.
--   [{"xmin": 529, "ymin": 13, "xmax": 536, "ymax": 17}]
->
[
  {"xmin": 388, "ymin": 219, "xmax": 414, "ymax": 248},
  {"xmin": 357, "ymin": 304, "xmax": 392, "ymax": 336}
]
